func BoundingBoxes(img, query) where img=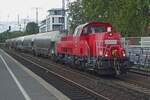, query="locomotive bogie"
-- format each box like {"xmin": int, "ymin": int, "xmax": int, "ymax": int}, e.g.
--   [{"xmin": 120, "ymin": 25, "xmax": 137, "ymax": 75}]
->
[{"xmin": 55, "ymin": 53, "xmax": 129, "ymax": 75}]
